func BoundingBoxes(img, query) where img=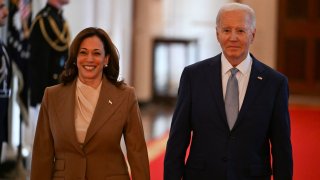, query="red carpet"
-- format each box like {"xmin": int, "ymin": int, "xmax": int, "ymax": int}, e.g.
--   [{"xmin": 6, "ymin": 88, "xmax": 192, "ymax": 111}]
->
[
  {"xmin": 147, "ymin": 105, "xmax": 320, "ymax": 180},
  {"xmin": 290, "ymin": 106, "xmax": 320, "ymax": 180}
]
